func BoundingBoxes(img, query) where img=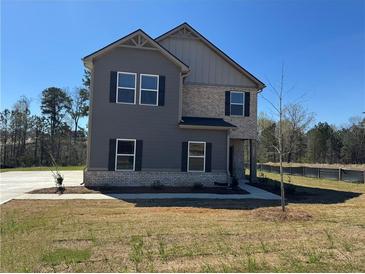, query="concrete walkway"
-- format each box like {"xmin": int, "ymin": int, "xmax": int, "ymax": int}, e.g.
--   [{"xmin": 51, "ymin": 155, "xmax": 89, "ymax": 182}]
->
[
  {"xmin": 239, "ymin": 180, "xmax": 280, "ymax": 200},
  {"xmin": 13, "ymin": 180, "xmax": 280, "ymax": 201},
  {"xmin": 0, "ymin": 171, "xmax": 83, "ymax": 204}
]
